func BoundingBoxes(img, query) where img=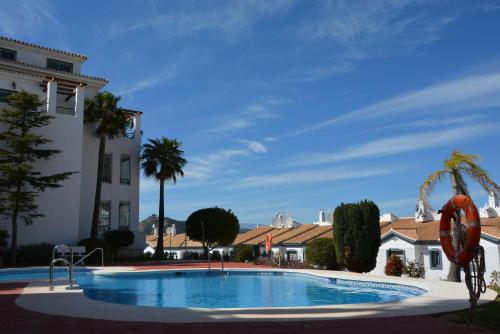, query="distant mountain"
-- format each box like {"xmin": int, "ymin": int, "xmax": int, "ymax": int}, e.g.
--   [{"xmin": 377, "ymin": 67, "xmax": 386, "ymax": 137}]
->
[
  {"xmin": 140, "ymin": 215, "xmax": 258, "ymax": 235},
  {"xmin": 140, "ymin": 215, "xmax": 185, "ymax": 235}
]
